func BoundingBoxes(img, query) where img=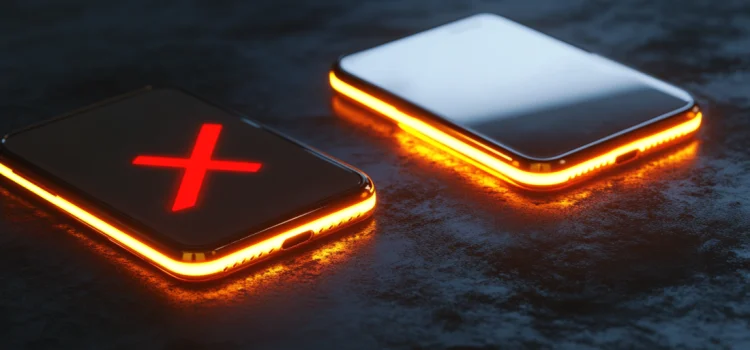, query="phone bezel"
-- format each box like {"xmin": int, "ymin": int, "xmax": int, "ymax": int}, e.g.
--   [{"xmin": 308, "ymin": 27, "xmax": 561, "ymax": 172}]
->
[
  {"xmin": 334, "ymin": 62, "xmax": 696, "ymax": 165},
  {"xmin": 0, "ymin": 87, "xmax": 376, "ymax": 280},
  {"xmin": 329, "ymin": 14, "xmax": 700, "ymax": 189}
]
